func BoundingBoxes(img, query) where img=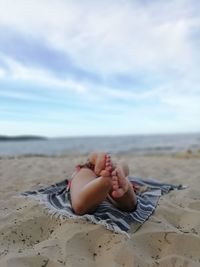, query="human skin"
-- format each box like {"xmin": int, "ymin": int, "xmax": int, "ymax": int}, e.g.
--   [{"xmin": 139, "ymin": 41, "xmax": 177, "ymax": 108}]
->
[{"xmin": 70, "ymin": 152, "xmax": 137, "ymax": 215}]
